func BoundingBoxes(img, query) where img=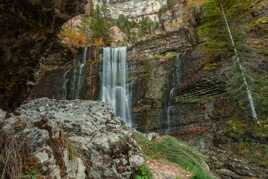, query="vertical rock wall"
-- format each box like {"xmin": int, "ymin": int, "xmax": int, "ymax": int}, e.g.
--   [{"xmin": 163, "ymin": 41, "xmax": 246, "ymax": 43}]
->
[{"xmin": 0, "ymin": 0, "xmax": 87, "ymax": 110}]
